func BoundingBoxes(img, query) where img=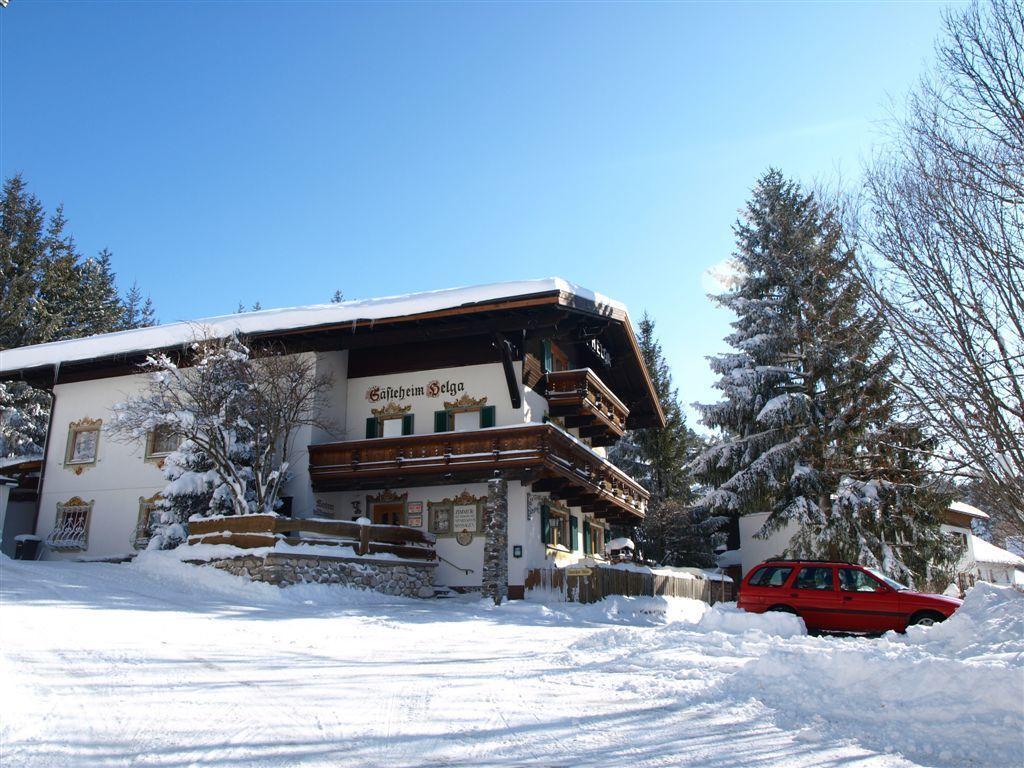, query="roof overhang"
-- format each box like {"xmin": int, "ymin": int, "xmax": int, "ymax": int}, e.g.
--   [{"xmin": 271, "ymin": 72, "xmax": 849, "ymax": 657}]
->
[{"xmin": 1, "ymin": 279, "xmax": 665, "ymax": 429}]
